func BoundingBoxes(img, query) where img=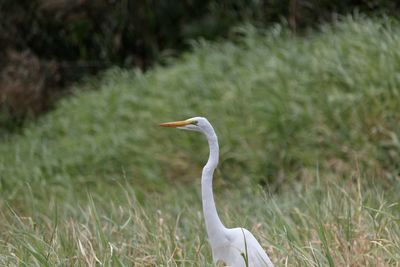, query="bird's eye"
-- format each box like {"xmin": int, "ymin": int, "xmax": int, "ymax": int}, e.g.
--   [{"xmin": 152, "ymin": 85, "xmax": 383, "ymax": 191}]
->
[{"xmin": 190, "ymin": 120, "xmax": 198, "ymax": 125}]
